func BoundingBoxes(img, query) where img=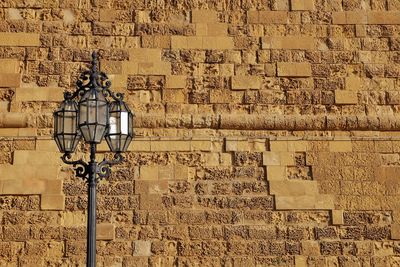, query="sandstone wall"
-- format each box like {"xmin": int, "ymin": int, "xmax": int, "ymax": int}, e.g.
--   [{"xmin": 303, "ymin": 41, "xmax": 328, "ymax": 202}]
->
[{"xmin": 0, "ymin": 0, "xmax": 400, "ymax": 266}]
